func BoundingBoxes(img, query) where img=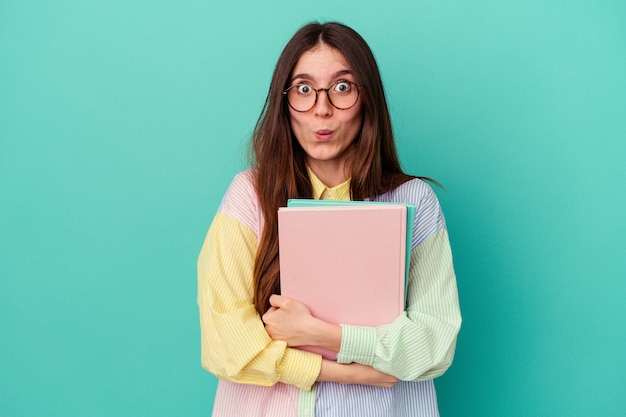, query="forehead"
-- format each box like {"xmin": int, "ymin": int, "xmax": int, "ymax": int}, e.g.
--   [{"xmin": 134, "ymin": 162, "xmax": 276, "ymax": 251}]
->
[{"xmin": 291, "ymin": 44, "xmax": 353, "ymax": 80}]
